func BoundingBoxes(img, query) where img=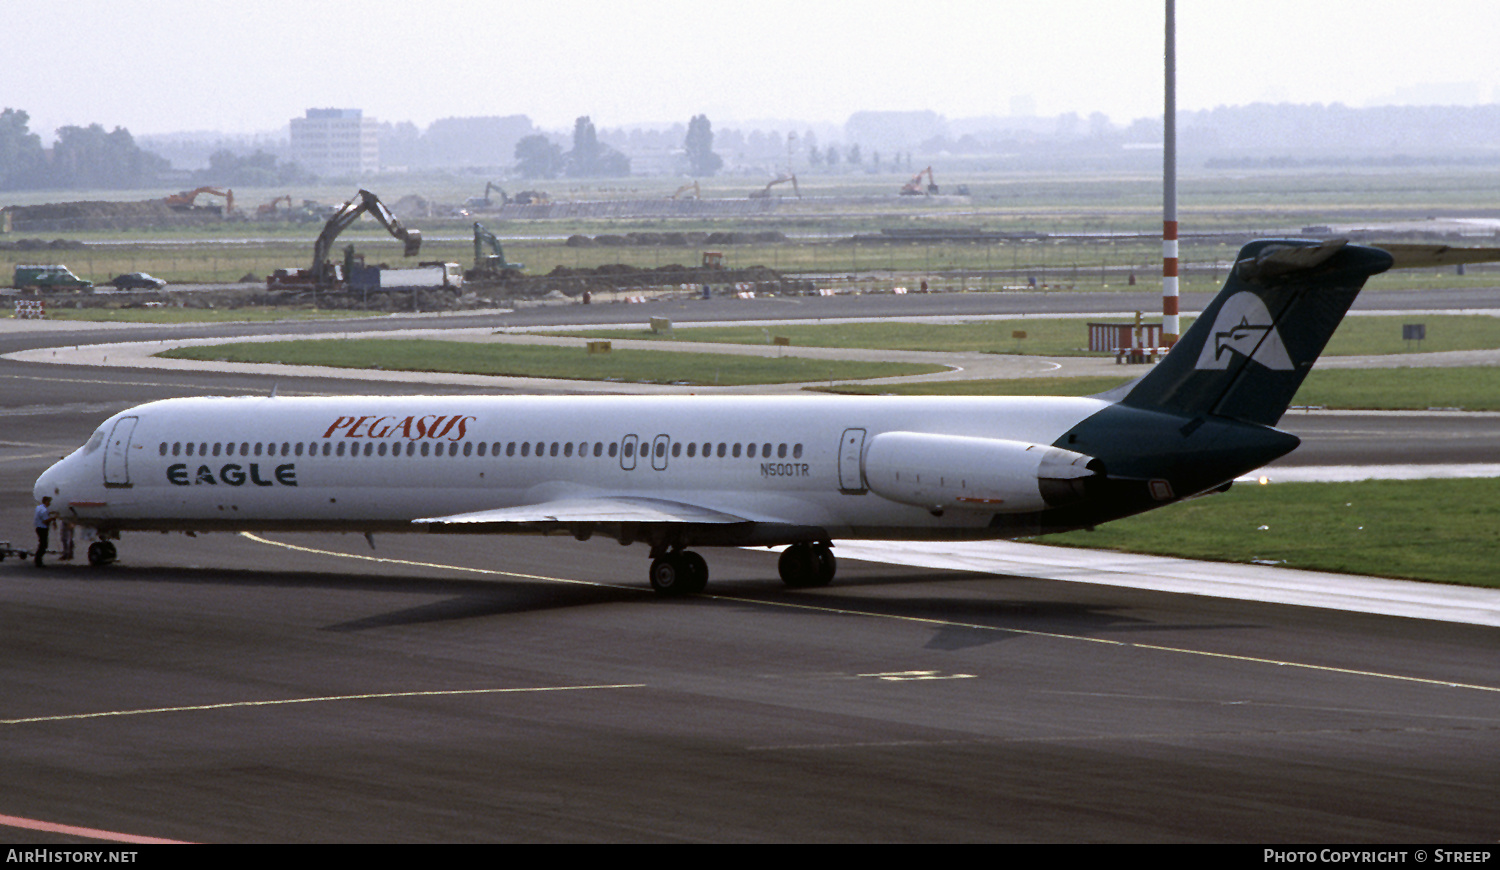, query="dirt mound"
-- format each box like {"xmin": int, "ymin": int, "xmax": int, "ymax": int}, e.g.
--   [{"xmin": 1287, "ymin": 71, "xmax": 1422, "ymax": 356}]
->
[
  {"xmin": 563, "ymin": 230, "xmax": 785, "ymax": 247},
  {"xmin": 472, "ymin": 263, "xmax": 809, "ymax": 298},
  {"xmin": 0, "ymin": 237, "xmax": 86, "ymax": 252},
  {"xmin": 4, "ymin": 199, "xmax": 224, "ymax": 232}
]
